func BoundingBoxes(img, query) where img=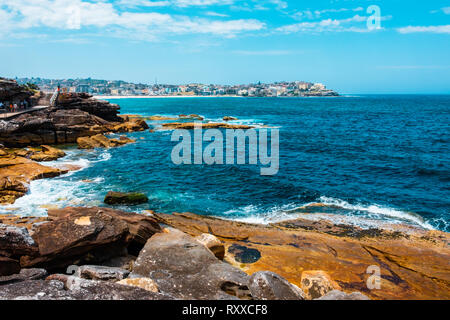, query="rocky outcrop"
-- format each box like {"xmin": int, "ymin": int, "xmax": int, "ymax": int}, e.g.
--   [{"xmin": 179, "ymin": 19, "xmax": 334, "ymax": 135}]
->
[
  {"xmin": 77, "ymin": 134, "xmax": 135, "ymax": 149},
  {"xmin": 104, "ymin": 192, "xmax": 148, "ymax": 206},
  {"xmin": 223, "ymin": 116, "xmax": 238, "ymax": 121},
  {"xmin": 161, "ymin": 122, "xmax": 253, "ymax": 130},
  {"xmin": 57, "ymin": 93, "xmax": 121, "ymax": 122},
  {"xmin": 0, "ymin": 207, "xmax": 378, "ymax": 300},
  {"xmin": 0, "ymin": 79, "xmax": 33, "ymax": 104},
  {"xmin": 0, "ymin": 98, "xmax": 147, "ymax": 148},
  {"xmin": 0, "ymin": 154, "xmax": 67, "ymax": 204},
  {"xmin": 153, "ymin": 212, "xmax": 450, "ymax": 300},
  {"xmin": 113, "ymin": 116, "xmax": 149, "ymax": 132},
  {"xmin": 29, "ymin": 145, "xmax": 66, "ymax": 162},
  {"xmin": 0, "ymin": 108, "xmax": 112, "ymax": 147}
]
